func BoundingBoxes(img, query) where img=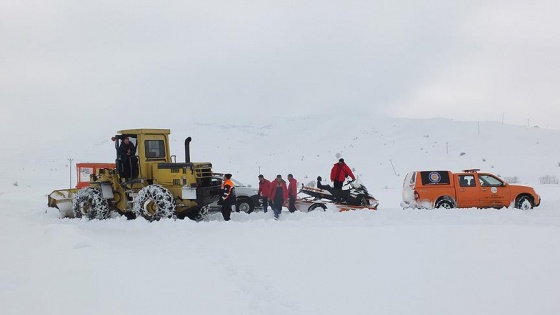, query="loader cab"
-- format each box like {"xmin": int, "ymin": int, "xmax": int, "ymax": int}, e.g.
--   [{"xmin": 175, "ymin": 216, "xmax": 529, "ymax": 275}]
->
[
  {"xmin": 116, "ymin": 129, "xmax": 171, "ymax": 181},
  {"xmin": 114, "ymin": 135, "xmax": 139, "ymax": 180}
]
